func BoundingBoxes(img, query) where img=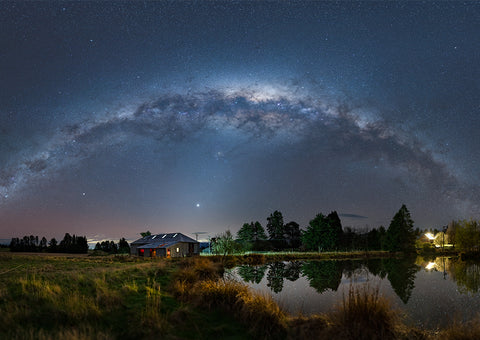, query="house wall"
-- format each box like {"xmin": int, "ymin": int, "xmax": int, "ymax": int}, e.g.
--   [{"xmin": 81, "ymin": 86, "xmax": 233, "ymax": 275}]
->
[
  {"xmin": 131, "ymin": 241, "xmax": 199, "ymax": 257},
  {"xmin": 168, "ymin": 242, "xmax": 199, "ymax": 257},
  {"xmin": 130, "ymin": 243, "xmax": 146, "ymax": 256}
]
